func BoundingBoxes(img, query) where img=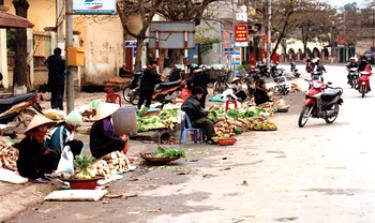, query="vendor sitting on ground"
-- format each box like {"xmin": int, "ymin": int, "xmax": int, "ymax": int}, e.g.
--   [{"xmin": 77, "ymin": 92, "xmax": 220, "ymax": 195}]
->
[
  {"xmin": 44, "ymin": 111, "xmax": 84, "ymax": 158},
  {"xmin": 182, "ymin": 87, "xmax": 215, "ymax": 144},
  {"xmin": 16, "ymin": 115, "xmax": 59, "ymax": 182},
  {"xmin": 90, "ymin": 102, "xmax": 128, "ymax": 159},
  {"xmin": 254, "ymin": 79, "xmax": 272, "ymax": 105},
  {"xmin": 230, "ymin": 77, "xmax": 247, "ymax": 102}
]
